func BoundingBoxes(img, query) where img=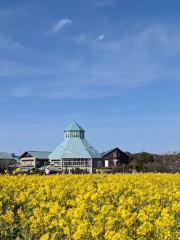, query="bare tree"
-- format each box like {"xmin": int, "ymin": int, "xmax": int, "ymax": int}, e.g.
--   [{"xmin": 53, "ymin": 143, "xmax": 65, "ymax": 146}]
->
[
  {"xmin": 145, "ymin": 151, "xmax": 180, "ymax": 173},
  {"xmin": 0, "ymin": 155, "xmax": 11, "ymax": 173}
]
